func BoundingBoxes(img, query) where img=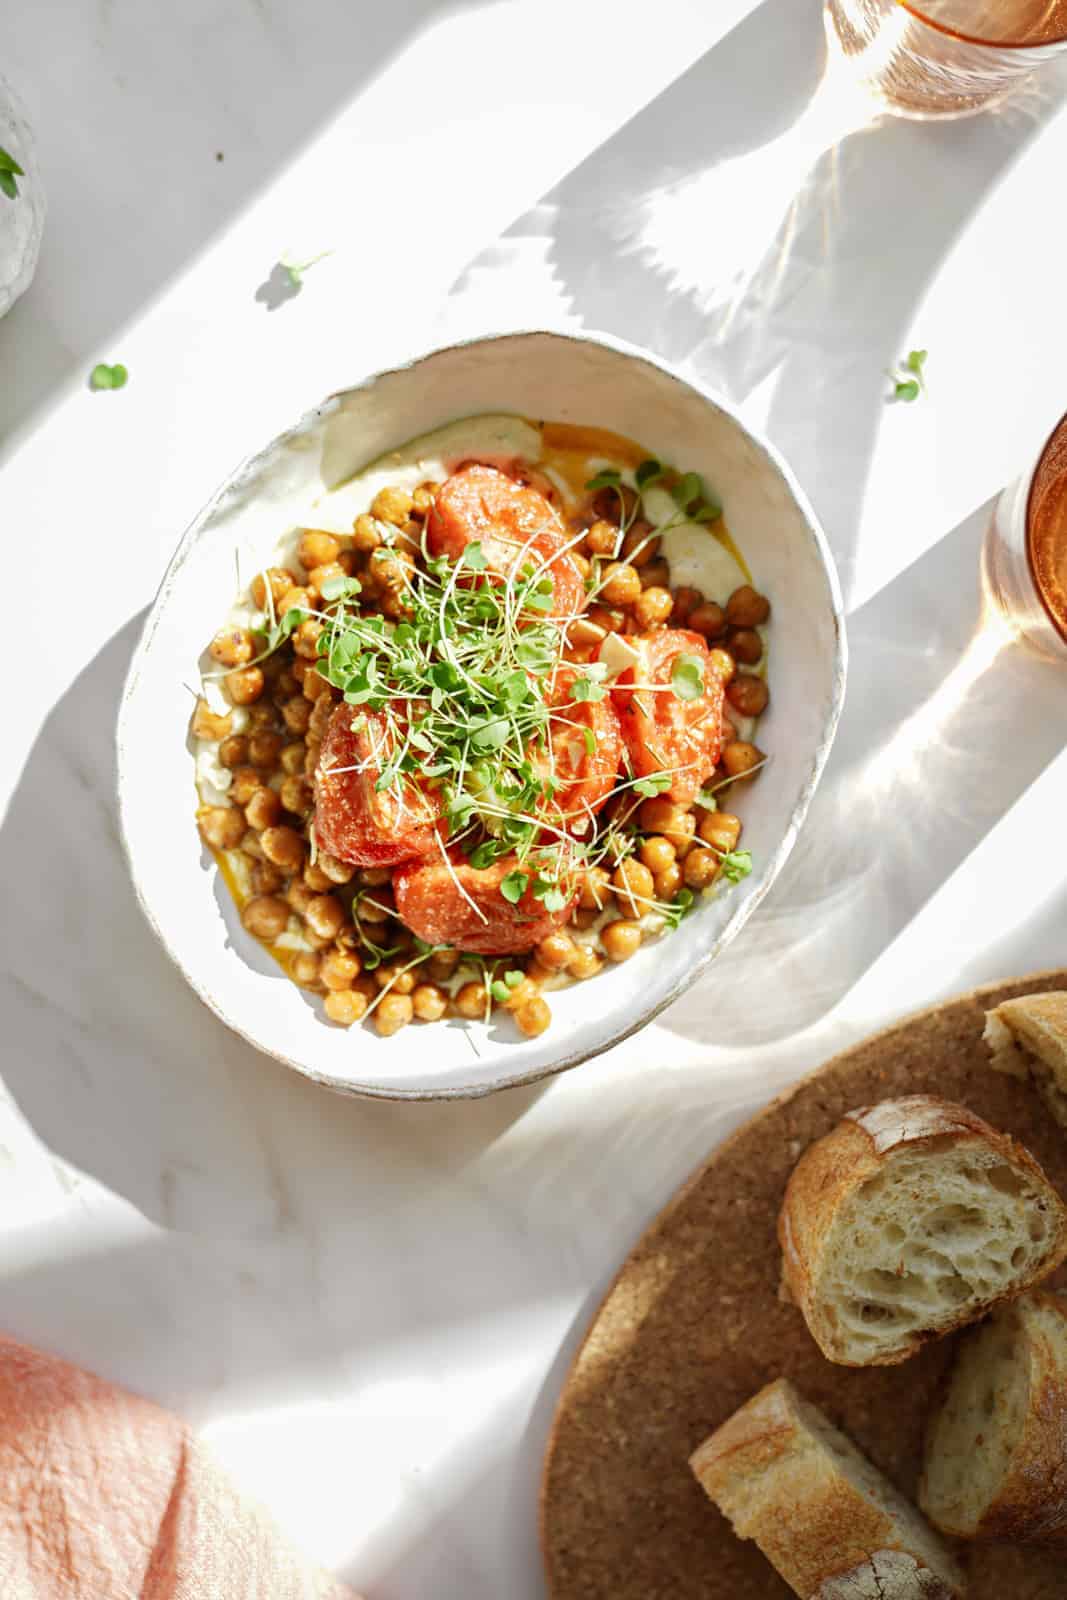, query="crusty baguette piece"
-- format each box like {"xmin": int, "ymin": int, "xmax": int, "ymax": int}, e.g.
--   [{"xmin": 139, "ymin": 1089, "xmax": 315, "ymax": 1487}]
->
[
  {"xmin": 985, "ymin": 991, "xmax": 1067, "ymax": 1130},
  {"xmin": 689, "ymin": 1378, "xmax": 964, "ymax": 1599},
  {"xmin": 778, "ymin": 1095, "xmax": 1067, "ymax": 1366},
  {"xmin": 921, "ymin": 1288, "xmax": 1067, "ymax": 1542}
]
